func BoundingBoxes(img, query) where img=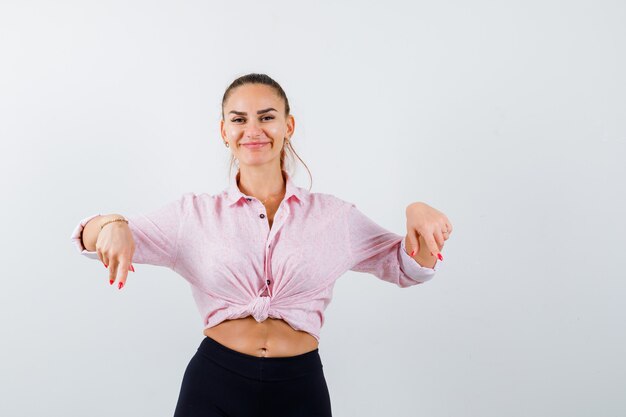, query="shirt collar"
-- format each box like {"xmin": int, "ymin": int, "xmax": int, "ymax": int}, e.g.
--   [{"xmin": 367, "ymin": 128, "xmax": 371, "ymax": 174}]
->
[{"xmin": 225, "ymin": 169, "xmax": 305, "ymax": 207}]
